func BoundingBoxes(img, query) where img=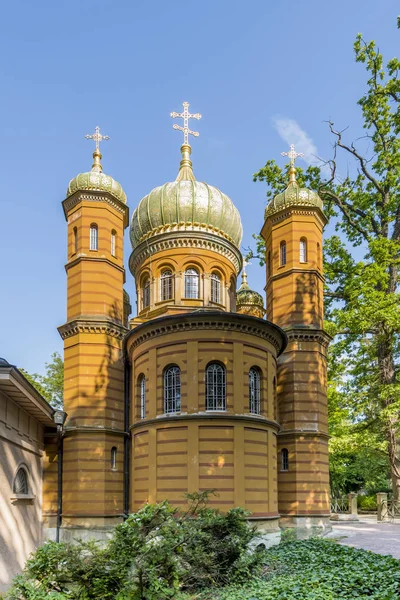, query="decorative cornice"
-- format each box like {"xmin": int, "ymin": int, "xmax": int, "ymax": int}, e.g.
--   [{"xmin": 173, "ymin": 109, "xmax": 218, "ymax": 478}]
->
[
  {"xmin": 278, "ymin": 429, "xmax": 330, "ymax": 440},
  {"xmin": 131, "ymin": 412, "xmax": 280, "ymax": 432},
  {"xmin": 129, "ymin": 230, "xmax": 243, "ymax": 276},
  {"xmin": 267, "ymin": 267, "xmax": 325, "ymax": 285},
  {"xmin": 62, "ymin": 190, "xmax": 129, "ymax": 226},
  {"xmin": 267, "ymin": 206, "xmax": 327, "ymax": 228},
  {"xmin": 65, "ymin": 255, "xmax": 125, "ymax": 274},
  {"xmin": 63, "ymin": 426, "xmax": 128, "ymax": 437},
  {"xmin": 125, "ymin": 312, "xmax": 287, "ymax": 357},
  {"xmin": 58, "ymin": 317, "xmax": 128, "ymax": 341},
  {"xmin": 283, "ymin": 327, "xmax": 332, "ymax": 348}
]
